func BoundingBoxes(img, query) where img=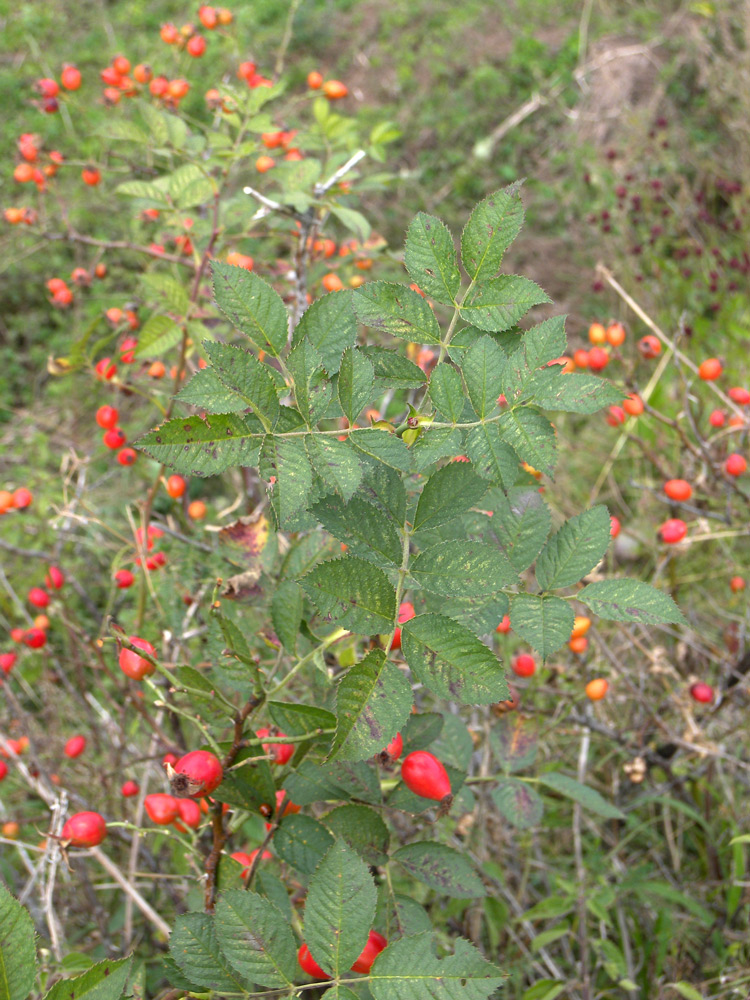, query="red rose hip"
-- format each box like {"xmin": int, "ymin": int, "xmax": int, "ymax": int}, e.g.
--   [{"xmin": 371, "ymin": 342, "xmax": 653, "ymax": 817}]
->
[
  {"xmin": 400, "ymin": 750, "xmax": 452, "ymax": 803},
  {"xmin": 170, "ymin": 750, "xmax": 223, "ymax": 797},
  {"xmin": 61, "ymin": 811, "xmax": 107, "ymax": 847}
]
